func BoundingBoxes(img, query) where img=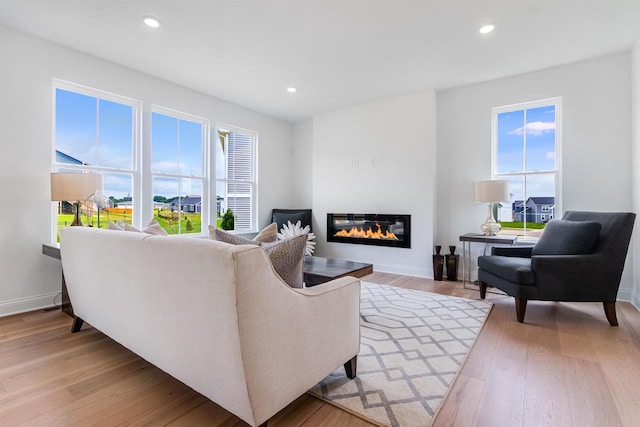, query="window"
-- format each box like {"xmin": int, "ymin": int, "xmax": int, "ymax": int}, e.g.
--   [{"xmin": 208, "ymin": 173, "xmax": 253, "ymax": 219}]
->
[
  {"xmin": 53, "ymin": 82, "xmax": 258, "ymax": 237},
  {"xmin": 151, "ymin": 109, "xmax": 208, "ymax": 235},
  {"xmin": 215, "ymin": 126, "xmax": 257, "ymax": 231},
  {"xmin": 53, "ymin": 82, "xmax": 140, "ymax": 238},
  {"xmin": 492, "ymin": 97, "xmax": 561, "ymax": 238}
]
